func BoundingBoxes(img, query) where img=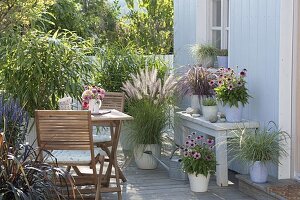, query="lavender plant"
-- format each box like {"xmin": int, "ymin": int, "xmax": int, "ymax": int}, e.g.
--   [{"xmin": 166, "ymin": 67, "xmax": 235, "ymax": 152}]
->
[{"xmin": 0, "ymin": 95, "xmax": 29, "ymax": 147}]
